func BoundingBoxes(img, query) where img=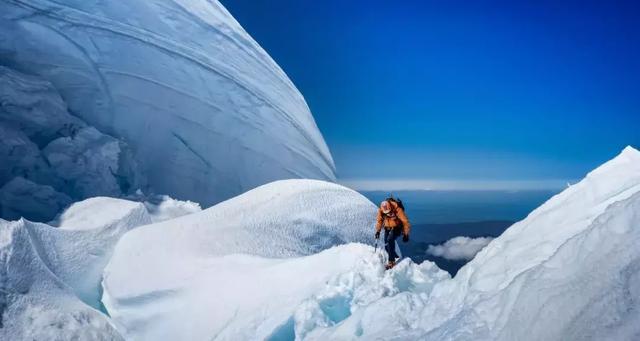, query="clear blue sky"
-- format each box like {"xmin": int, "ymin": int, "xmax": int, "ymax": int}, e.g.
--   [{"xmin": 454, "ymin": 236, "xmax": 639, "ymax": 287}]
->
[{"xmin": 222, "ymin": 0, "xmax": 640, "ymax": 188}]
